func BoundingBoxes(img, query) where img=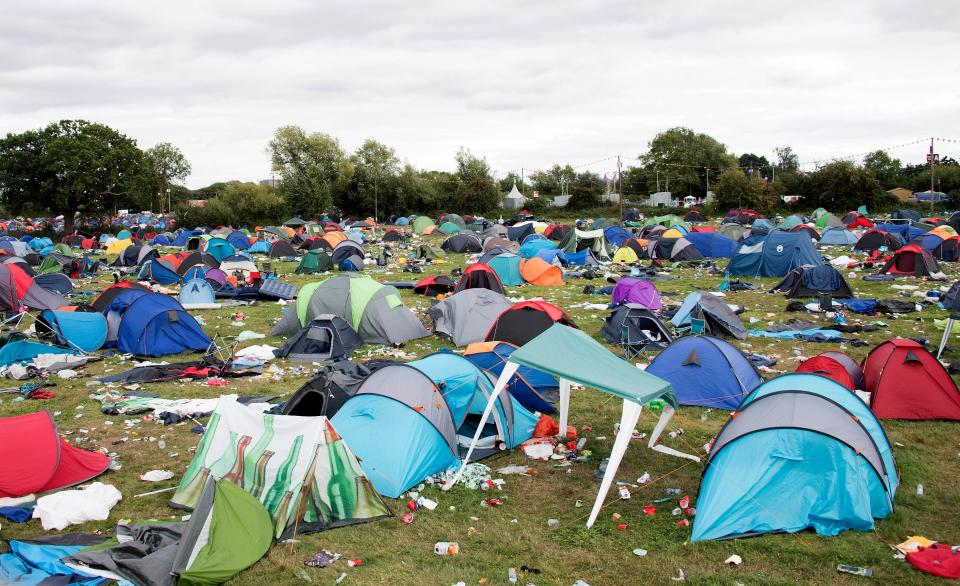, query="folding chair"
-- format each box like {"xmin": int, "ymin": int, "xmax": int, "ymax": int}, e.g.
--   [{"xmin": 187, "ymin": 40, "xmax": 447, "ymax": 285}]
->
[{"xmin": 690, "ymin": 317, "xmax": 706, "ymax": 335}]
